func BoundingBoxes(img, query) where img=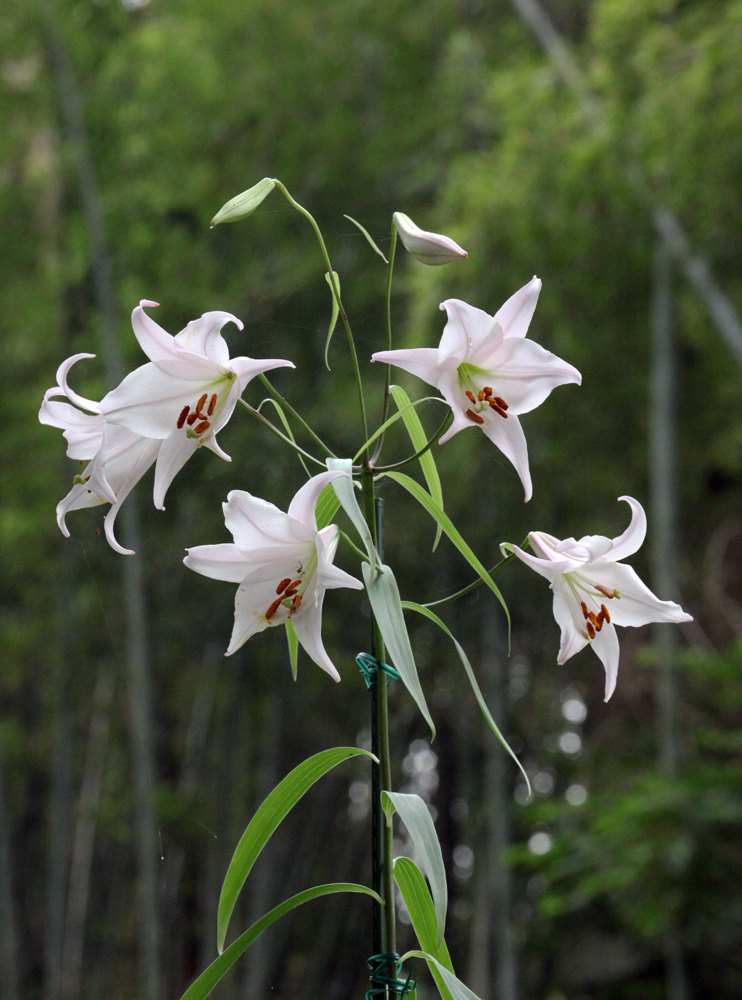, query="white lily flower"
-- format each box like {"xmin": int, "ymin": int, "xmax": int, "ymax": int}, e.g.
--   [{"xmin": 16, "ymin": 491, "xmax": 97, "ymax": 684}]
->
[
  {"xmin": 510, "ymin": 496, "xmax": 693, "ymax": 701},
  {"xmin": 184, "ymin": 471, "xmax": 364, "ymax": 679},
  {"xmin": 393, "ymin": 212, "xmax": 468, "ymax": 265},
  {"xmin": 100, "ymin": 301, "xmax": 294, "ymax": 510},
  {"xmin": 372, "ymin": 278, "xmax": 580, "ymax": 500},
  {"xmin": 39, "ymin": 353, "xmax": 161, "ymax": 555}
]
